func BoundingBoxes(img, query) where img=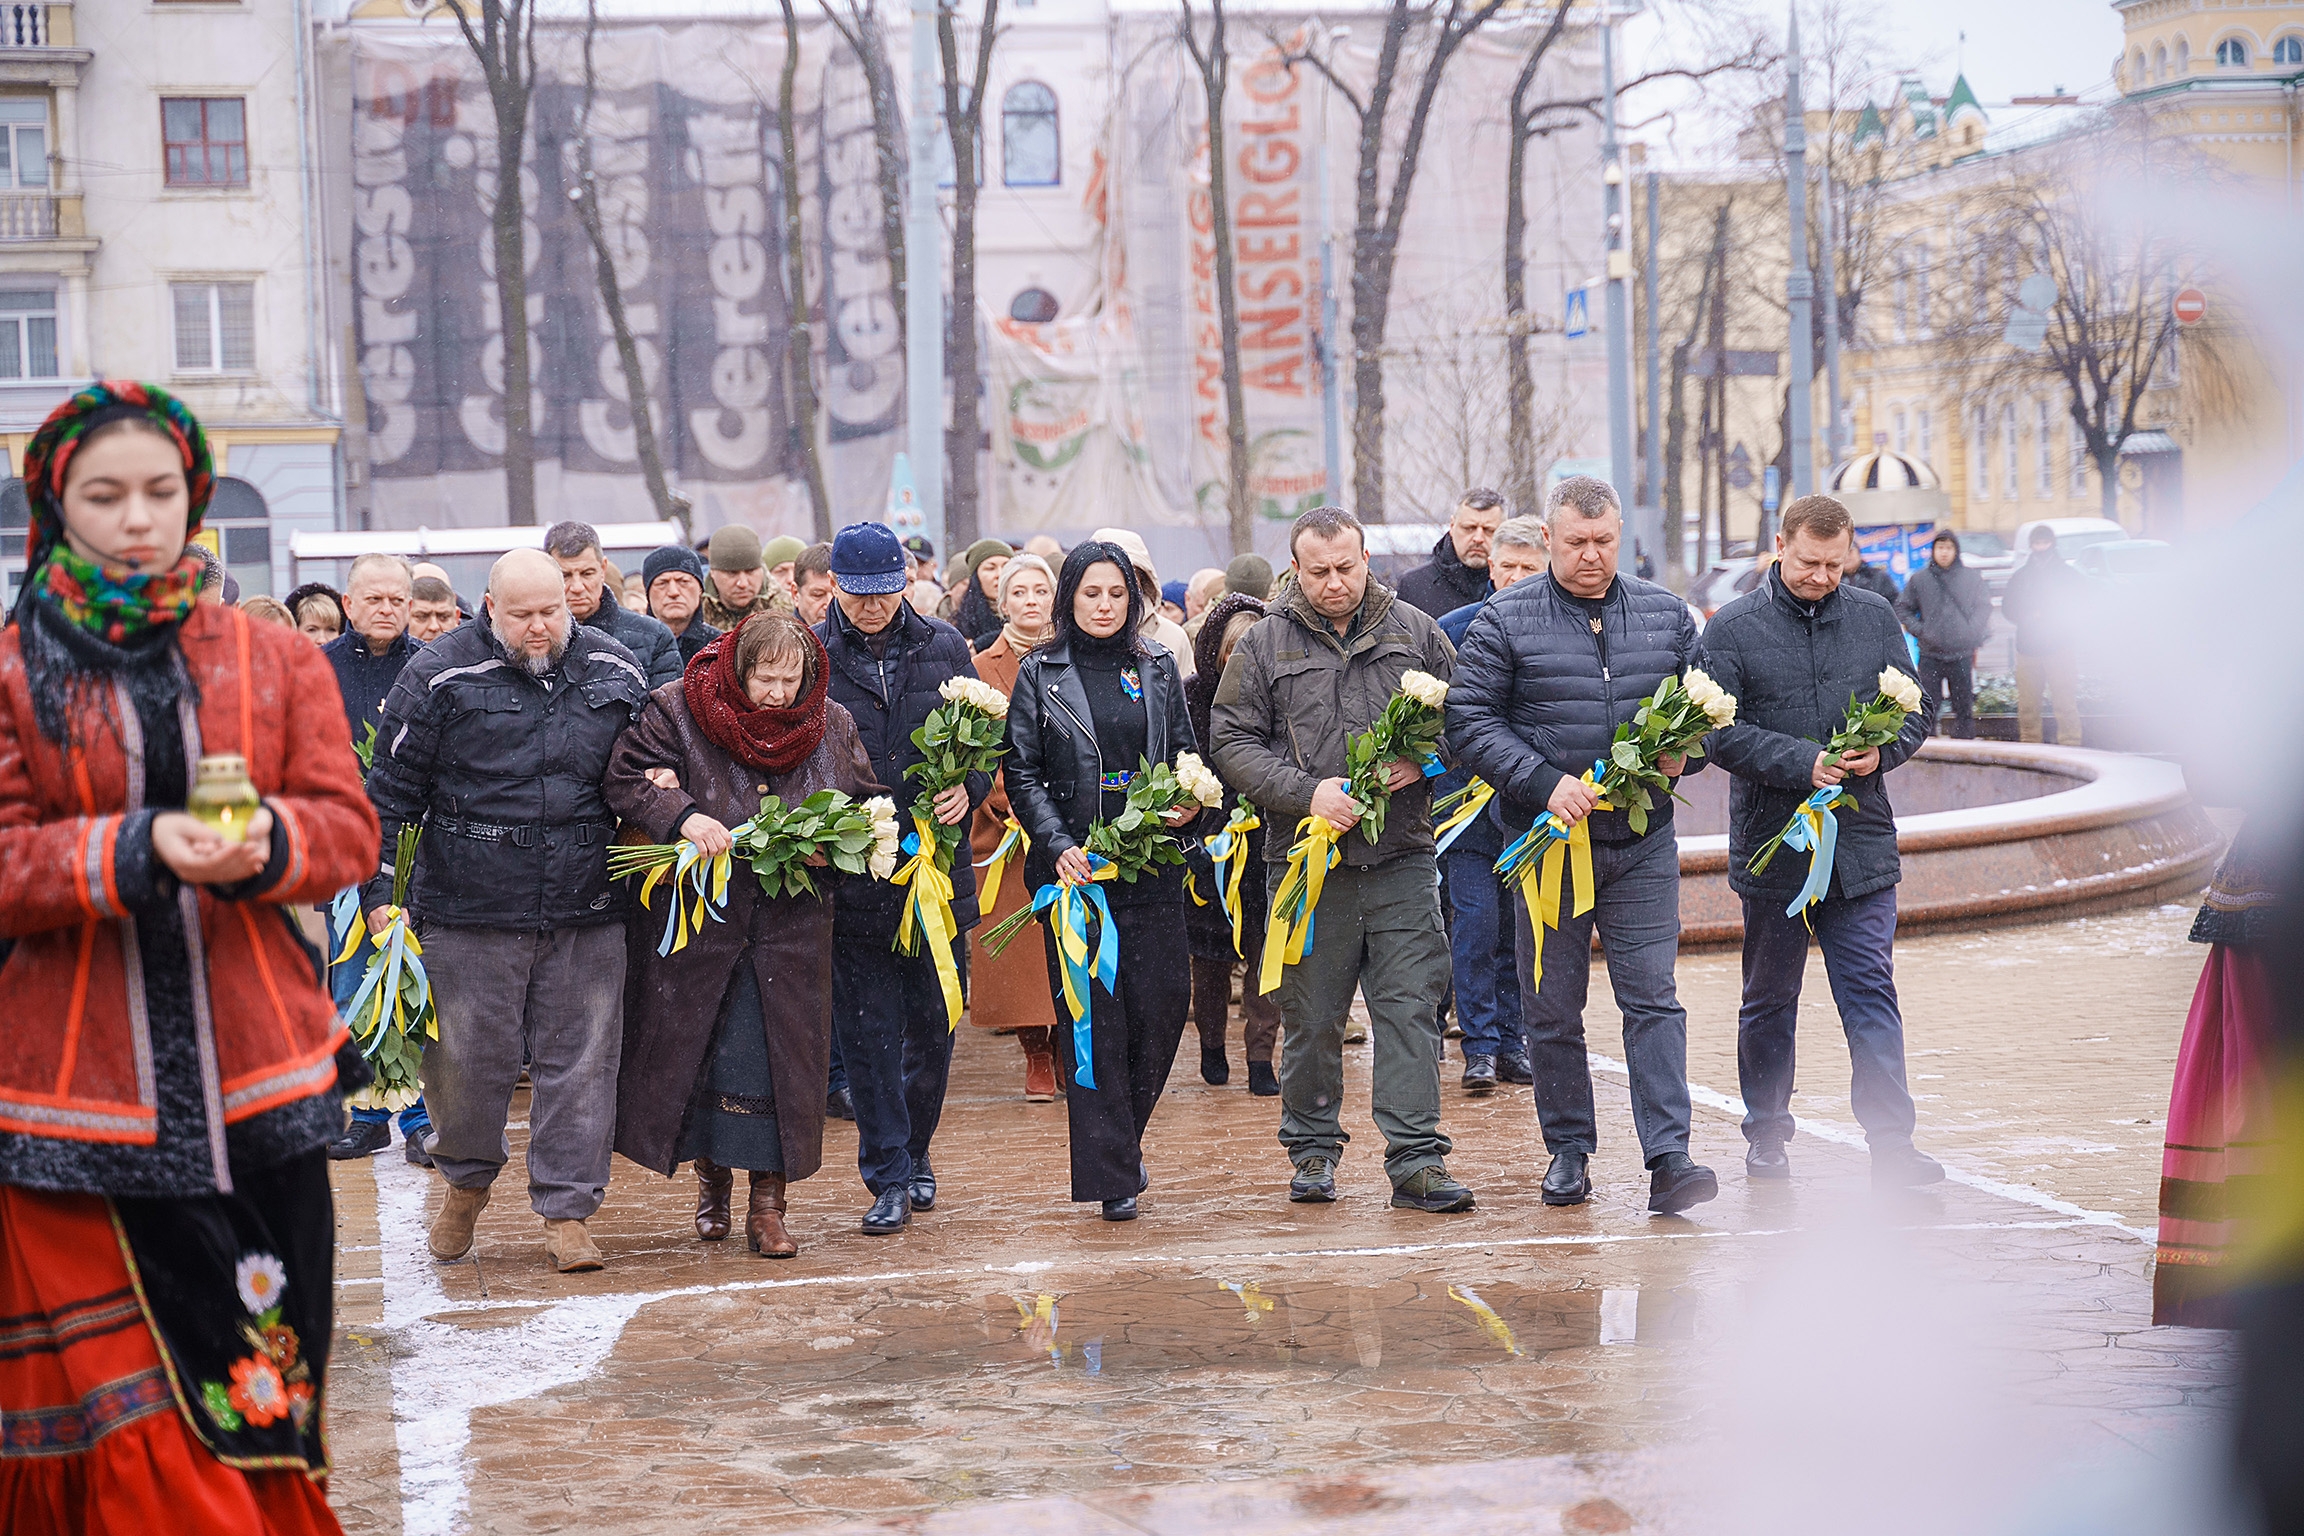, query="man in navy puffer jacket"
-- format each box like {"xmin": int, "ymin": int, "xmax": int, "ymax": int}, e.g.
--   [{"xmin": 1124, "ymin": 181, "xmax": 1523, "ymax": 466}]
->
[{"xmin": 1446, "ymin": 476, "xmax": 1717, "ymax": 1217}]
